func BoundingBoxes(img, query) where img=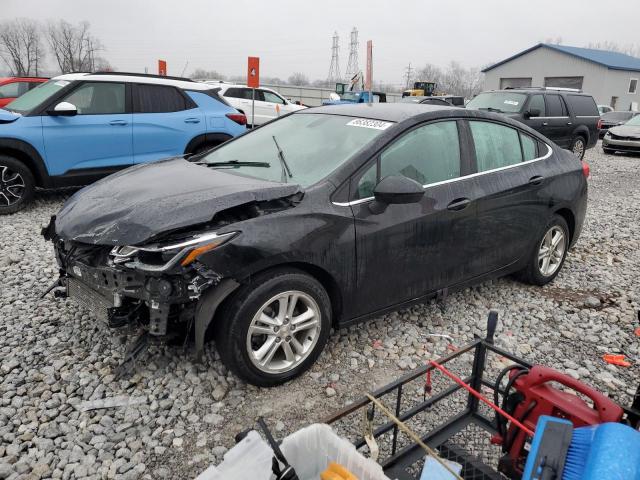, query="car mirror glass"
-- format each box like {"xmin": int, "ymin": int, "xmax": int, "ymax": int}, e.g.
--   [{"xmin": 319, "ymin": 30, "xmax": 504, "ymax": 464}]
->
[{"xmin": 49, "ymin": 101, "xmax": 78, "ymax": 116}]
